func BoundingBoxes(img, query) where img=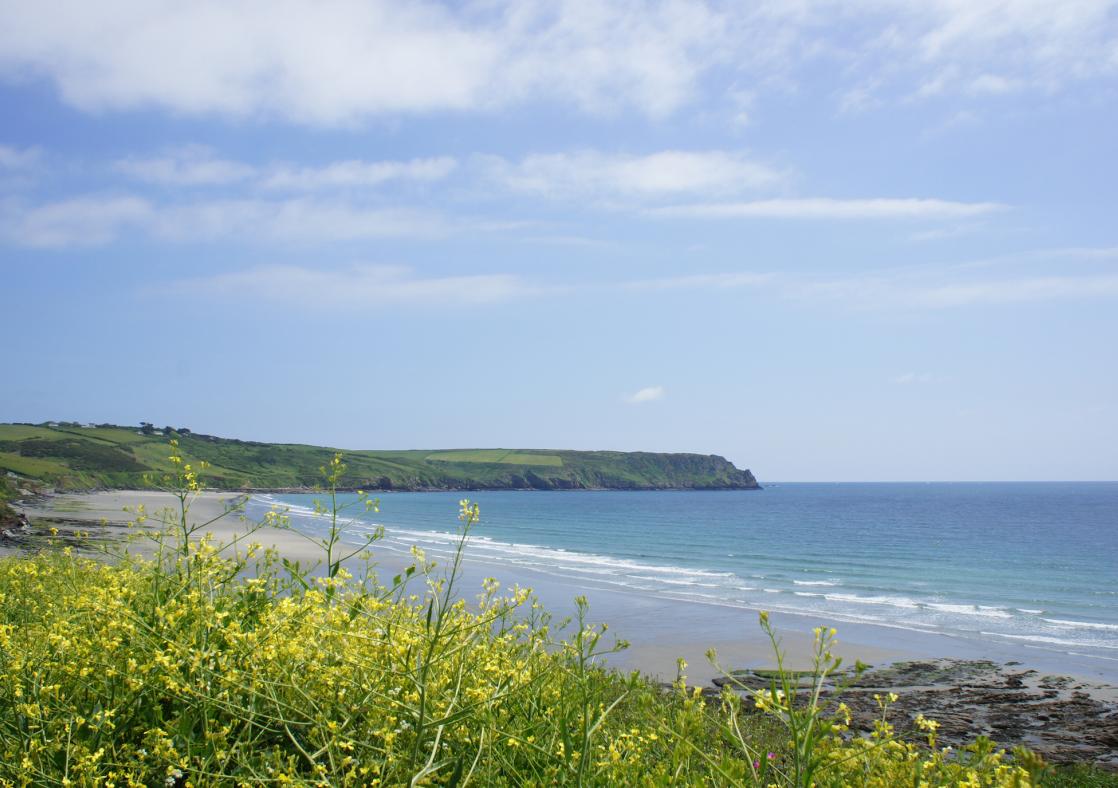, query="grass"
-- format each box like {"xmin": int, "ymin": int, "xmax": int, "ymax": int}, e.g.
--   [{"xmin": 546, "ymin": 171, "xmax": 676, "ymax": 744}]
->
[
  {"xmin": 426, "ymin": 450, "xmax": 564, "ymax": 467},
  {"xmin": 0, "ymin": 451, "xmax": 75, "ymax": 479},
  {"xmin": 0, "ymin": 425, "xmax": 62, "ymax": 441},
  {"xmin": 0, "ymin": 474, "xmax": 23, "ymax": 527},
  {"xmin": 0, "ymin": 448, "xmax": 1056, "ymax": 786},
  {"xmin": 1043, "ymin": 764, "xmax": 1118, "ymax": 787}
]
